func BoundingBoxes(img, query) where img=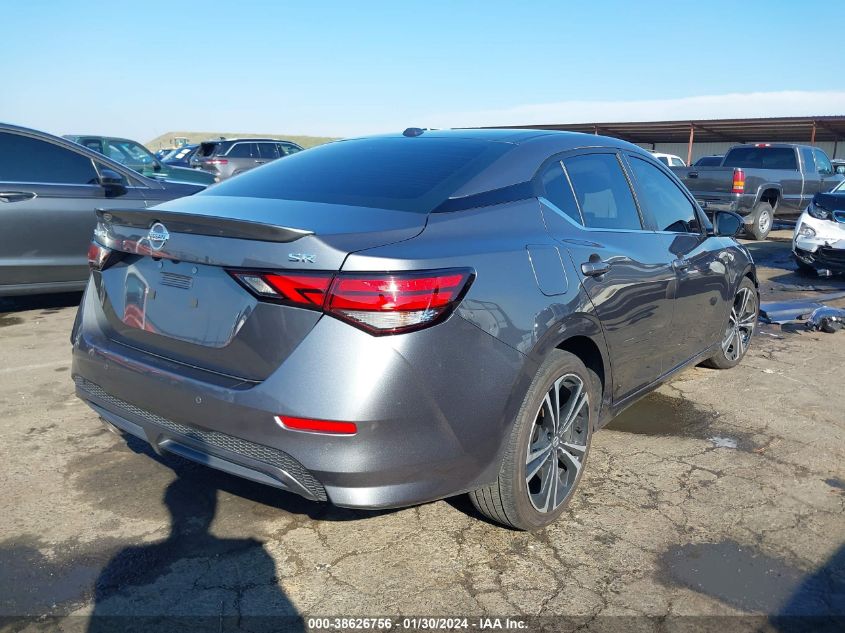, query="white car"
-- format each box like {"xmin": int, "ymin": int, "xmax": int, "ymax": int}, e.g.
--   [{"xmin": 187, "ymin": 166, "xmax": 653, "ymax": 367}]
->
[
  {"xmin": 651, "ymin": 152, "xmax": 686, "ymax": 167},
  {"xmin": 793, "ymin": 180, "xmax": 845, "ymax": 274}
]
